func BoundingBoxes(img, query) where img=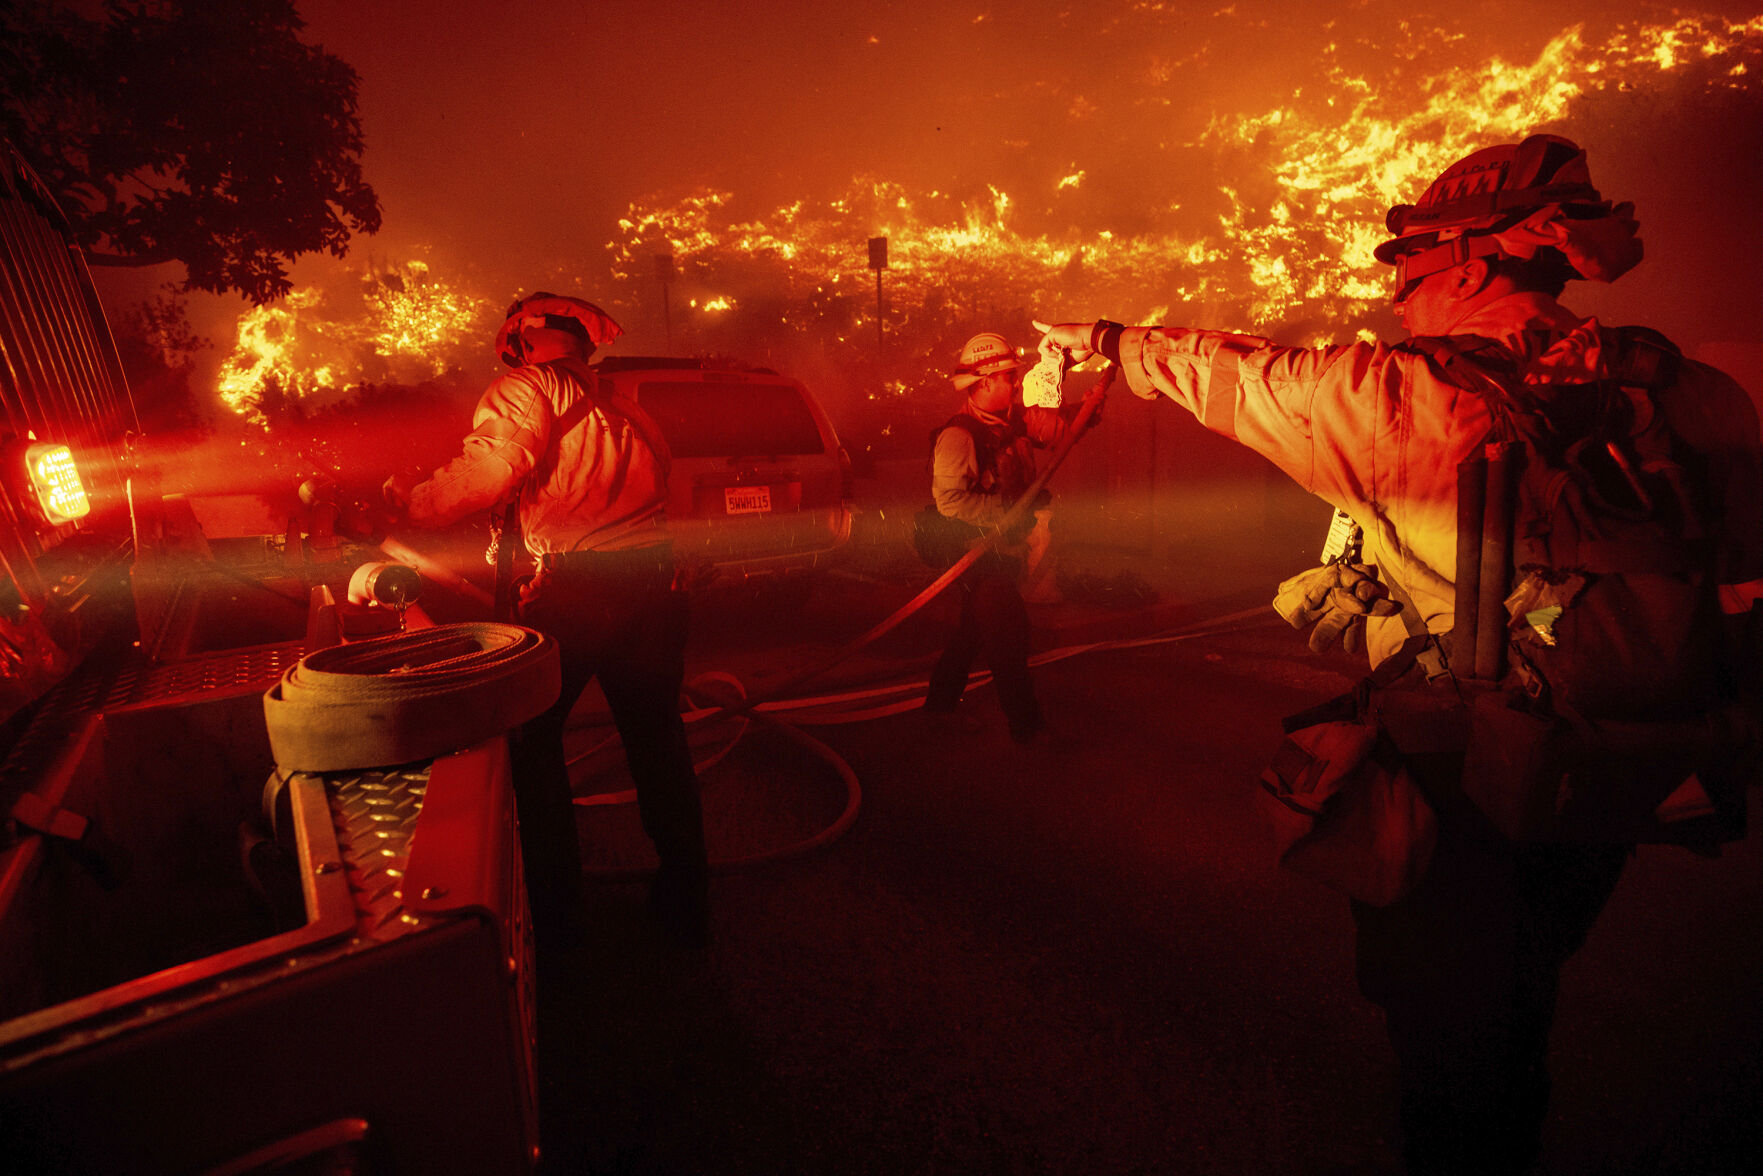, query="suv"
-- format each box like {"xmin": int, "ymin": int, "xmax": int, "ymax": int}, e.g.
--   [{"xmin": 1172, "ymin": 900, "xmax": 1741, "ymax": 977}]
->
[{"xmin": 593, "ymin": 358, "xmax": 854, "ymax": 595}]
